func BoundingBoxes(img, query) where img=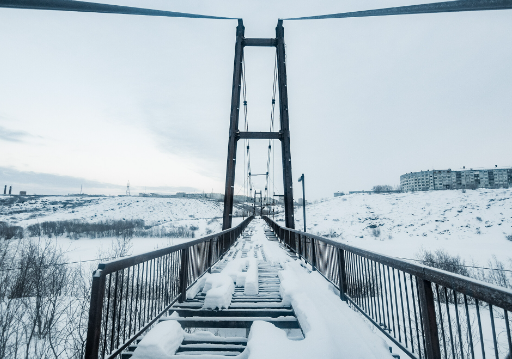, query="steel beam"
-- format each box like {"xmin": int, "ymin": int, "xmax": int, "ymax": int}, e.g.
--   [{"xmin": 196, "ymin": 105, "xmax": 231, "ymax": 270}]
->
[
  {"xmin": 222, "ymin": 19, "xmax": 244, "ymax": 230},
  {"xmin": 276, "ymin": 20, "xmax": 295, "ymax": 229},
  {"xmin": 243, "ymin": 38, "xmax": 277, "ymax": 47},
  {"xmin": 237, "ymin": 131, "xmax": 282, "ymax": 140}
]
